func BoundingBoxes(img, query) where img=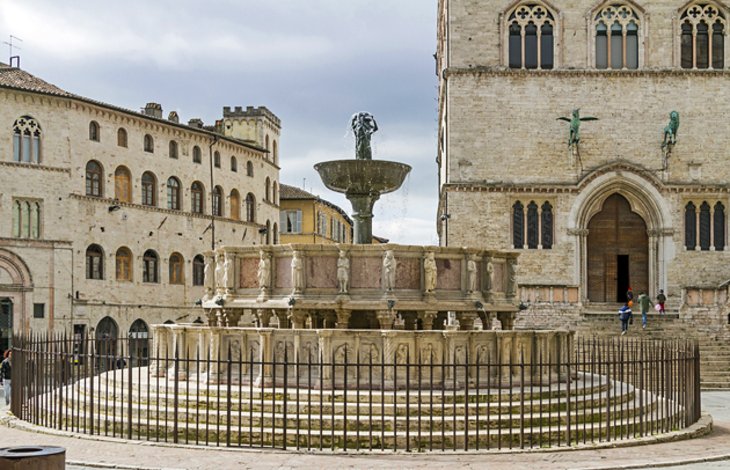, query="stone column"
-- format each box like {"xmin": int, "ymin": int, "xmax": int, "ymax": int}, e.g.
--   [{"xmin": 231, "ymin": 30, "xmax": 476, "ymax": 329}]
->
[
  {"xmin": 419, "ymin": 311, "xmax": 437, "ymax": 330},
  {"xmin": 254, "ymin": 329, "xmax": 274, "ymax": 387},
  {"xmin": 456, "ymin": 312, "xmax": 477, "ymax": 331},
  {"xmin": 497, "ymin": 311, "xmax": 516, "ymax": 331},
  {"xmin": 376, "ymin": 310, "xmax": 395, "ymax": 330},
  {"xmin": 150, "ymin": 326, "xmax": 170, "ymax": 377},
  {"xmin": 274, "ymin": 310, "xmax": 289, "ymax": 328},
  {"xmin": 335, "ymin": 309, "xmax": 351, "ymax": 329},
  {"xmin": 288, "ymin": 309, "xmax": 308, "ymax": 329},
  {"xmin": 497, "ymin": 332, "xmax": 513, "ymax": 386},
  {"xmin": 256, "ymin": 308, "xmax": 273, "ymax": 328},
  {"xmin": 317, "ymin": 329, "xmax": 333, "ymax": 388},
  {"xmin": 208, "ymin": 328, "xmax": 221, "ymax": 383}
]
